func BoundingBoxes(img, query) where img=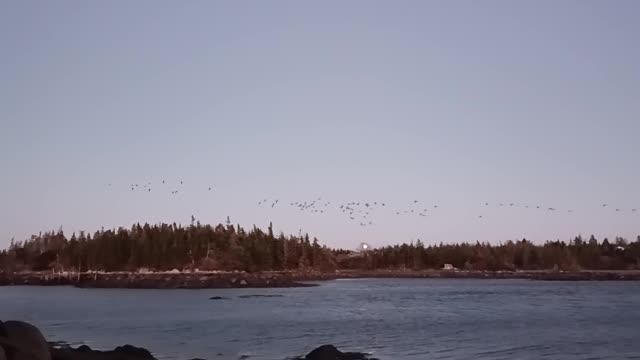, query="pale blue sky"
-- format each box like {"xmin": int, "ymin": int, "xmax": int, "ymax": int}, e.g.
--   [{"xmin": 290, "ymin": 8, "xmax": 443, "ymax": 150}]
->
[{"xmin": 1, "ymin": 1, "xmax": 639, "ymax": 249}]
